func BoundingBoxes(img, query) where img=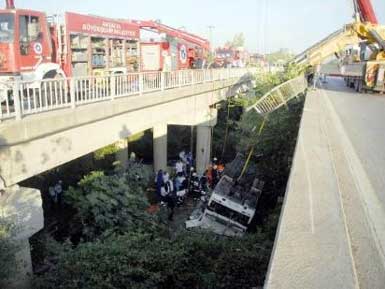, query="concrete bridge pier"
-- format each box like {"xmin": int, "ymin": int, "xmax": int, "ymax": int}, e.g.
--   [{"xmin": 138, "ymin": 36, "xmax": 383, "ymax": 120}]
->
[
  {"xmin": 196, "ymin": 115, "xmax": 217, "ymax": 175},
  {"xmin": 153, "ymin": 123, "xmax": 168, "ymax": 172},
  {"xmin": 196, "ymin": 125, "xmax": 213, "ymax": 175},
  {"xmin": 115, "ymin": 139, "xmax": 129, "ymax": 169},
  {"xmin": 0, "ymin": 185, "xmax": 44, "ymax": 289}
]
